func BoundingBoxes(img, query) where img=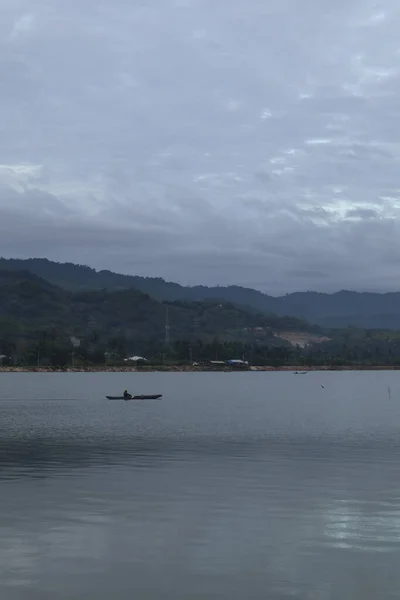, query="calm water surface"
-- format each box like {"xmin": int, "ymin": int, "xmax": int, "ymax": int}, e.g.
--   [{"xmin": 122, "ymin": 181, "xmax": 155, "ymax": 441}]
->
[{"xmin": 1, "ymin": 371, "xmax": 400, "ymax": 599}]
